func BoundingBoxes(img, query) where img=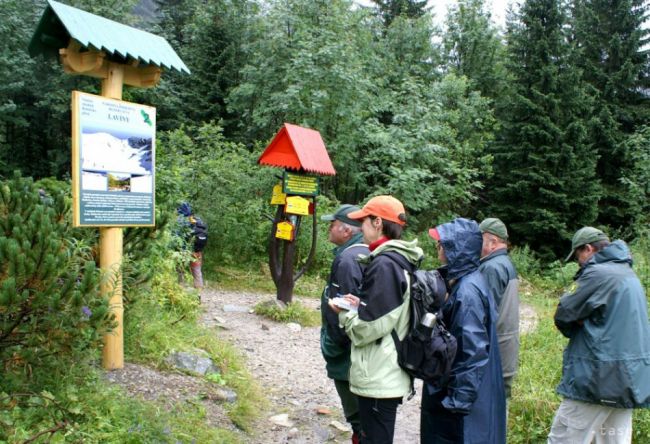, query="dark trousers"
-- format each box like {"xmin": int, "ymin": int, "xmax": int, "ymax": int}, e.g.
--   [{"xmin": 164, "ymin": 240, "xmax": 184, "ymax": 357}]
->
[
  {"xmin": 421, "ymin": 388, "xmax": 464, "ymax": 444},
  {"xmin": 357, "ymin": 395, "xmax": 402, "ymax": 444},
  {"xmin": 334, "ymin": 379, "xmax": 361, "ymax": 434}
]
